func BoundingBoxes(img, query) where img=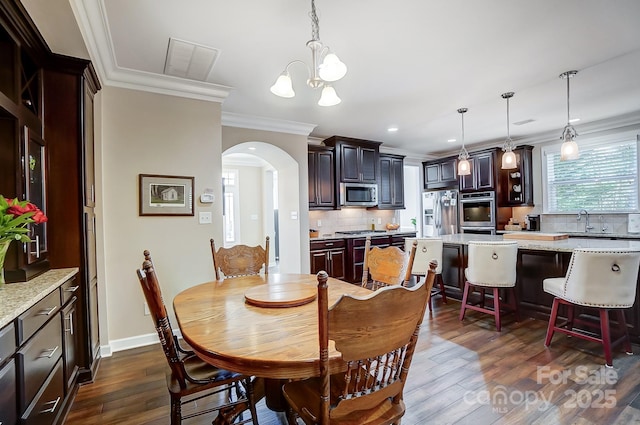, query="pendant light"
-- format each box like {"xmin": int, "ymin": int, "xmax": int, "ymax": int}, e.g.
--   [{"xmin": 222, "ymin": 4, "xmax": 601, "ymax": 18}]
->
[
  {"xmin": 559, "ymin": 70, "xmax": 579, "ymax": 160},
  {"xmin": 501, "ymin": 92, "xmax": 517, "ymax": 169},
  {"xmin": 457, "ymin": 108, "xmax": 471, "ymax": 176}
]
